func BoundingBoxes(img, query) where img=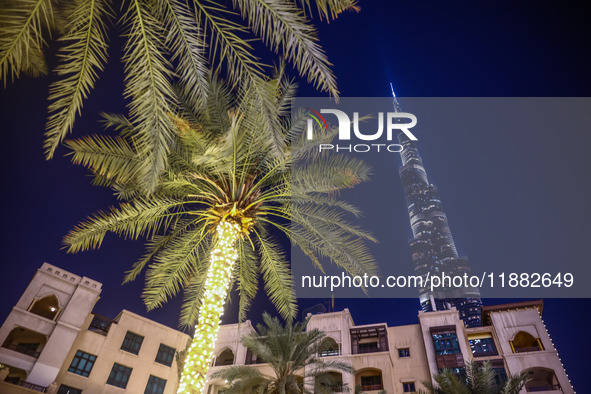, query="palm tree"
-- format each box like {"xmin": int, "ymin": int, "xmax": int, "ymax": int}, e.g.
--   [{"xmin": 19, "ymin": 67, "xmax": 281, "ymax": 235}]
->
[
  {"xmin": 420, "ymin": 360, "xmax": 528, "ymax": 394},
  {"xmin": 0, "ymin": 0, "xmax": 358, "ymax": 191},
  {"xmin": 210, "ymin": 312, "xmax": 355, "ymax": 393},
  {"xmin": 62, "ymin": 74, "xmax": 377, "ymax": 393}
]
